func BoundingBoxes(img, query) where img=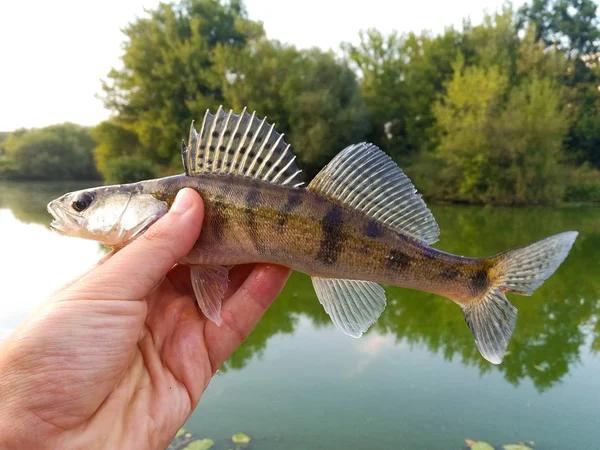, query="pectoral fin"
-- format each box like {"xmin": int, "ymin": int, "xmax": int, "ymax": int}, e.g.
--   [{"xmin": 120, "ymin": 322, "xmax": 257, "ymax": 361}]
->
[
  {"xmin": 190, "ymin": 265, "xmax": 229, "ymax": 325},
  {"xmin": 311, "ymin": 277, "xmax": 387, "ymax": 338}
]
